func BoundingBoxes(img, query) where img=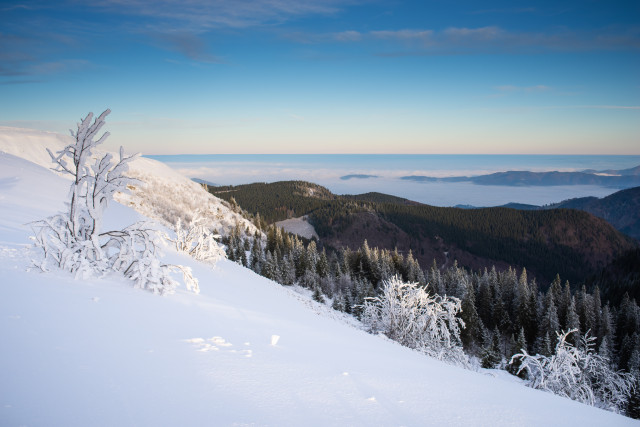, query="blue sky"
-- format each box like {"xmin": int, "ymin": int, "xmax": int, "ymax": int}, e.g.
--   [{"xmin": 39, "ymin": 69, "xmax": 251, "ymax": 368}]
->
[{"xmin": 1, "ymin": 0, "xmax": 638, "ymax": 154}]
